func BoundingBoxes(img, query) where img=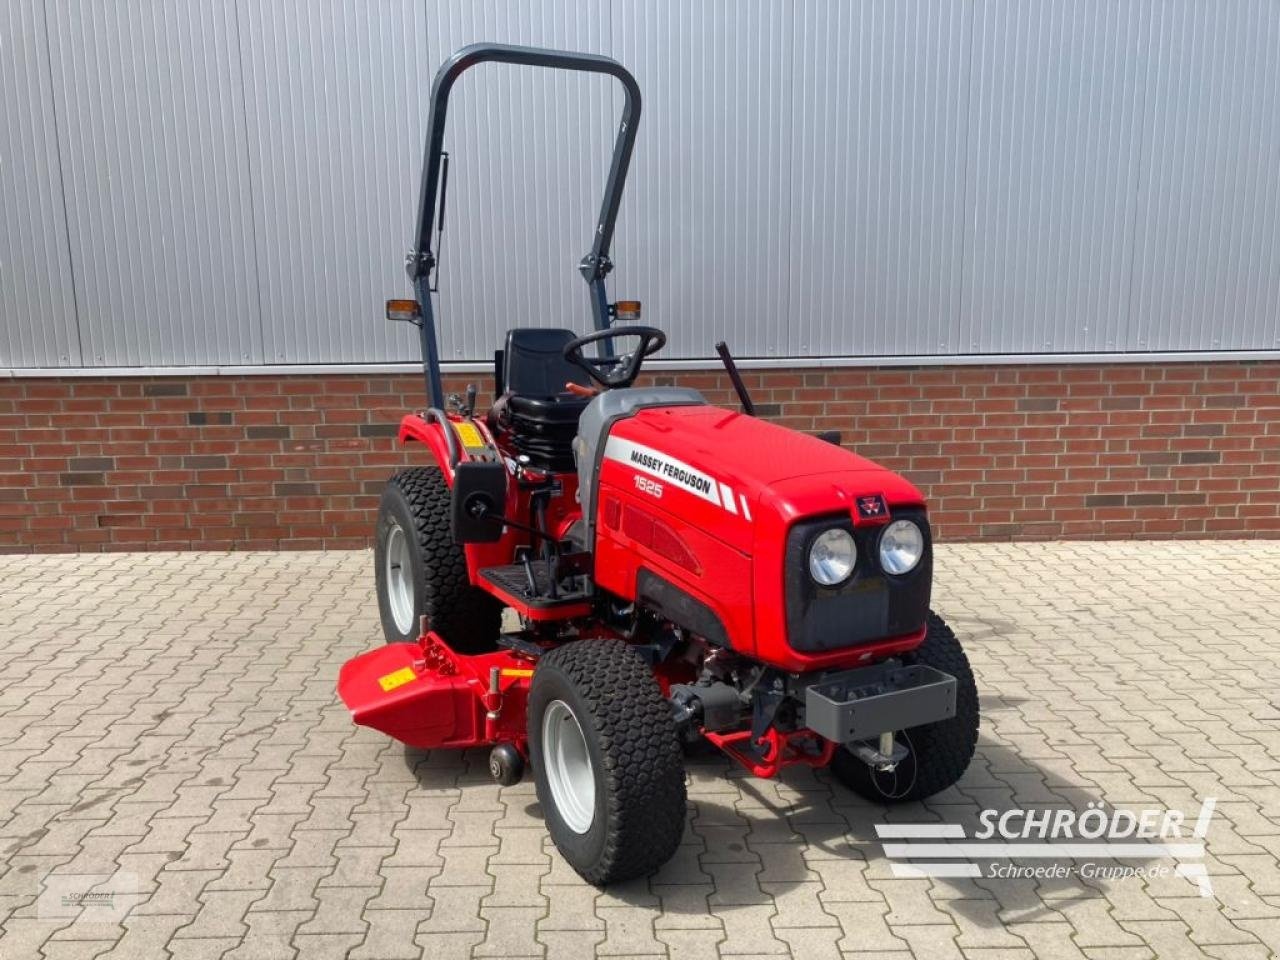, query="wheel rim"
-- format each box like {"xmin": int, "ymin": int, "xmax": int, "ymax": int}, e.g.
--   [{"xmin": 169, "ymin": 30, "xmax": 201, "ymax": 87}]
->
[
  {"xmin": 542, "ymin": 699, "xmax": 596, "ymax": 834},
  {"xmin": 384, "ymin": 521, "xmax": 415, "ymax": 635}
]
